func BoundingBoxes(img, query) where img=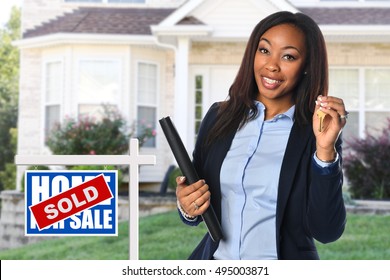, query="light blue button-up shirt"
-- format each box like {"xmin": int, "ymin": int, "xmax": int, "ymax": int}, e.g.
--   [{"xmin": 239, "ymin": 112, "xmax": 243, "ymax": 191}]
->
[
  {"xmin": 213, "ymin": 101, "xmax": 338, "ymax": 260},
  {"xmin": 177, "ymin": 101, "xmax": 340, "ymax": 258},
  {"xmin": 215, "ymin": 101, "xmax": 294, "ymax": 260}
]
